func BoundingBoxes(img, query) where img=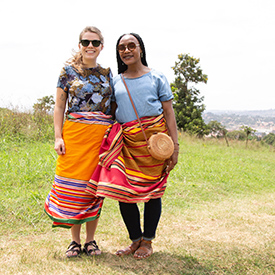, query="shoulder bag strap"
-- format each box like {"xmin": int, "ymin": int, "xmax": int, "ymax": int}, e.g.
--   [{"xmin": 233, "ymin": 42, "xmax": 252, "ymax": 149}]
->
[{"xmin": 120, "ymin": 74, "xmax": 150, "ymax": 146}]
